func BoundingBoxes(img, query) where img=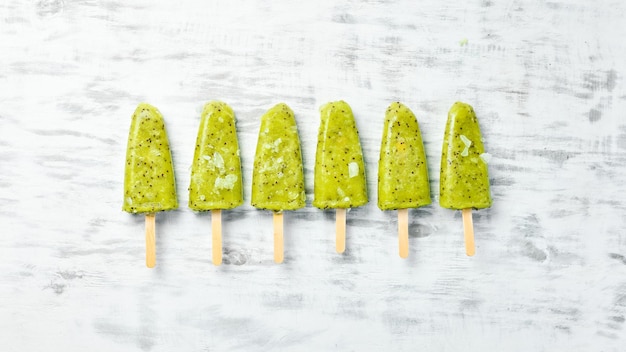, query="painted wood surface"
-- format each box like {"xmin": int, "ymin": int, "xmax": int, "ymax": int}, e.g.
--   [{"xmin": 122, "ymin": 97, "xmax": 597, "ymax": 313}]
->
[{"xmin": 1, "ymin": 0, "xmax": 625, "ymax": 351}]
